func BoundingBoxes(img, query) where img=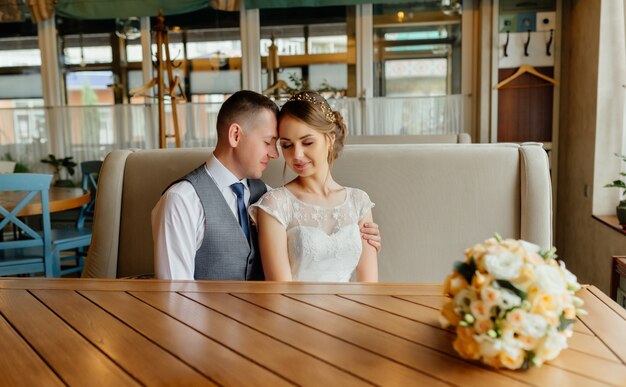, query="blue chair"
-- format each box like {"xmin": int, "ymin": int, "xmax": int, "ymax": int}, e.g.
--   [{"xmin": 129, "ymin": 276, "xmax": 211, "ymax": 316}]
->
[
  {"xmin": 1, "ymin": 174, "xmax": 93, "ymax": 277},
  {"xmin": 77, "ymin": 160, "xmax": 102, "ymax": 229},
  {"xmin": 51, "ymin": 224, "xmax": 92, "ymax": 276},
  {"xmin": 0, "ymin": 174, "xmax": 54, "ymax": 277}
]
